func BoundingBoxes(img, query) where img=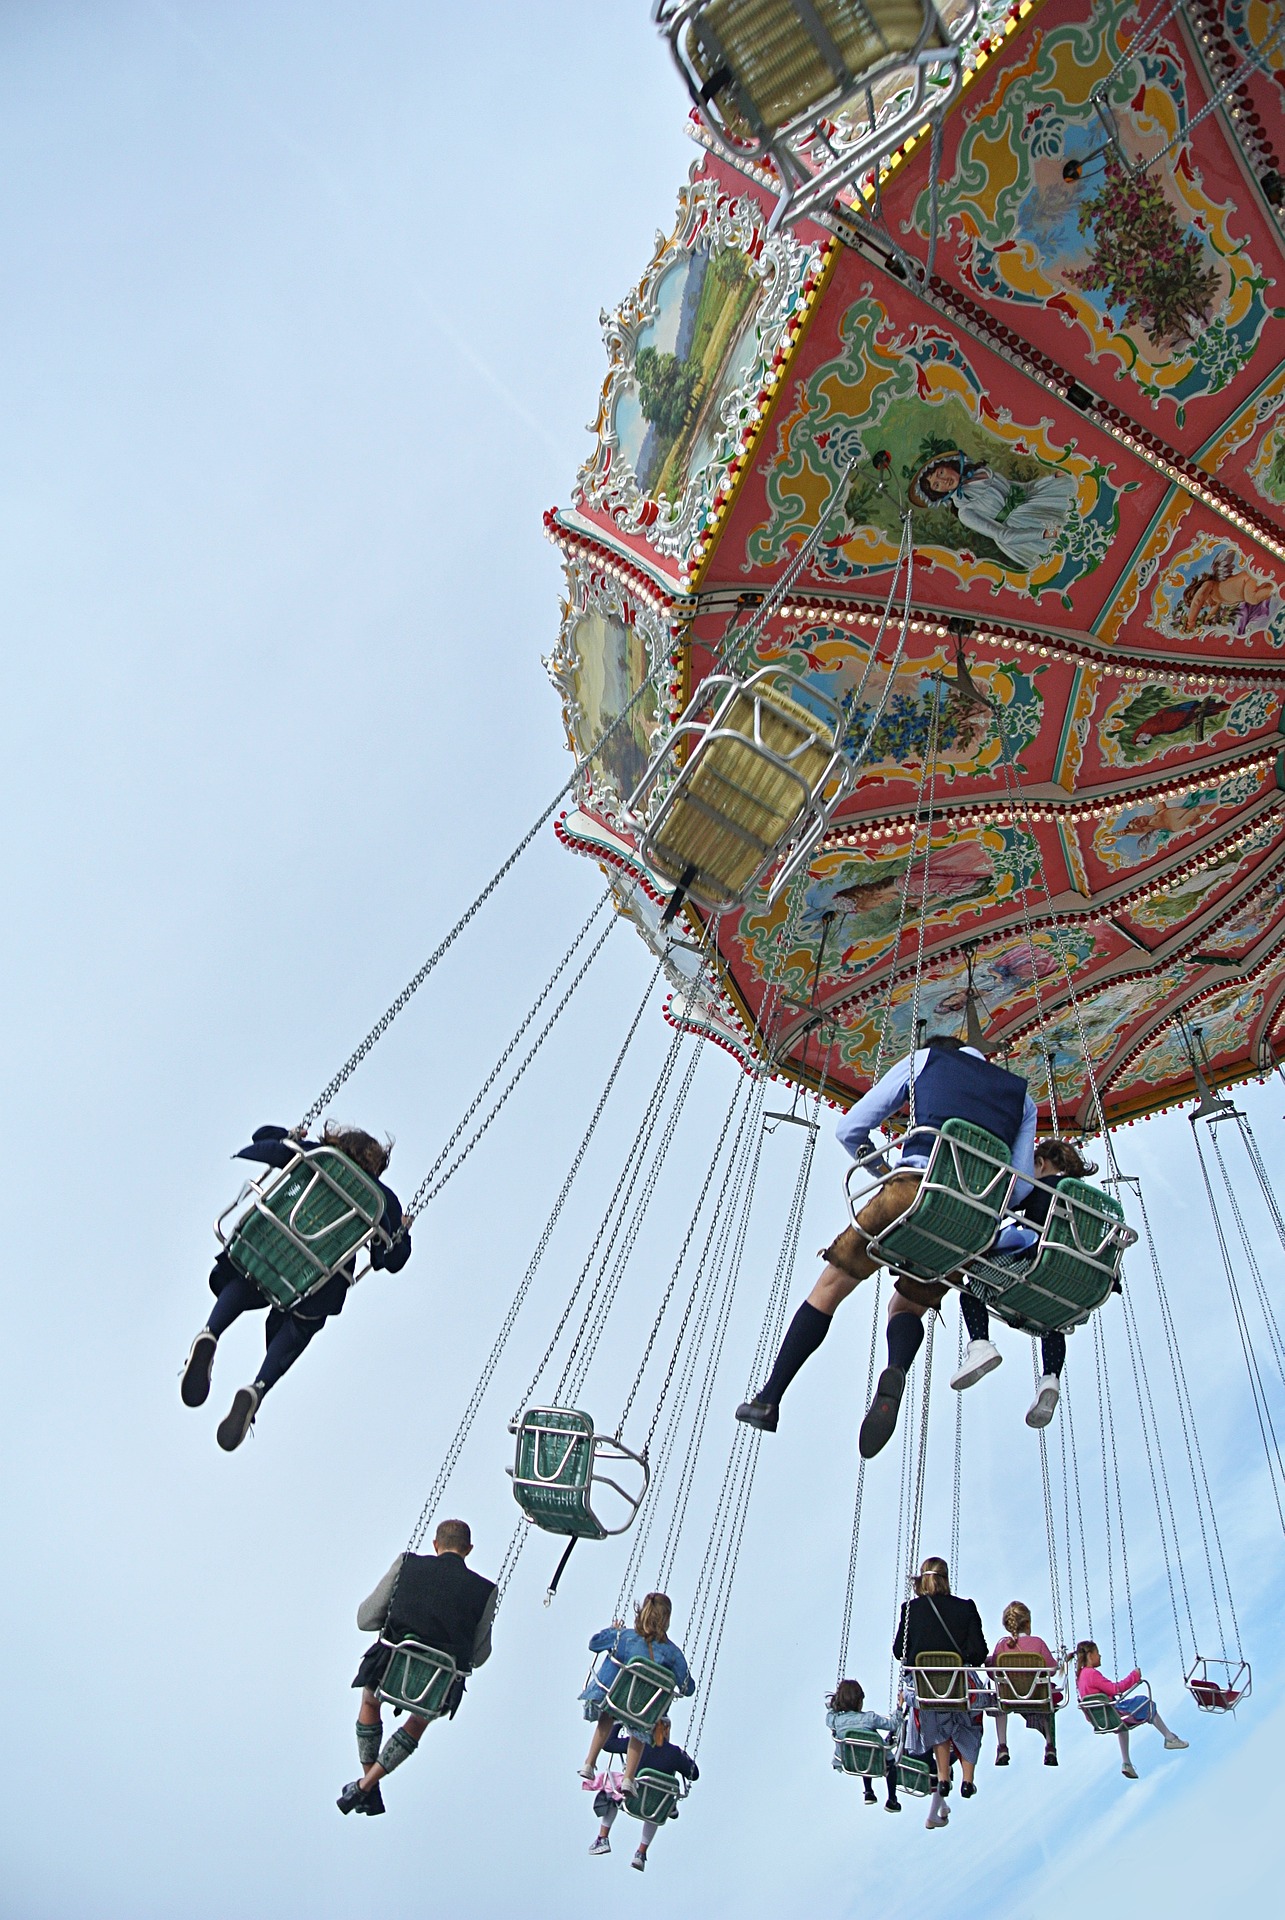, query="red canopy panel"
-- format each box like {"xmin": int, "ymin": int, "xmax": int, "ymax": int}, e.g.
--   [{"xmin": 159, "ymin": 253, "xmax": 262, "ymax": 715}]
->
[{"xmin": 548, "ymin": 0, "xmax": 1285, "ymax": 1131}]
